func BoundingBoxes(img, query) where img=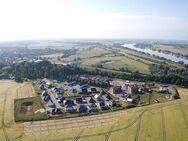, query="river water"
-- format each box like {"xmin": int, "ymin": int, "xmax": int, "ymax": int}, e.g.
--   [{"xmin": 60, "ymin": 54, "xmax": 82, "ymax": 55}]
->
[{"xmin": 122, "ymin": 44, "xmax": 188, "ymax": 65}]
